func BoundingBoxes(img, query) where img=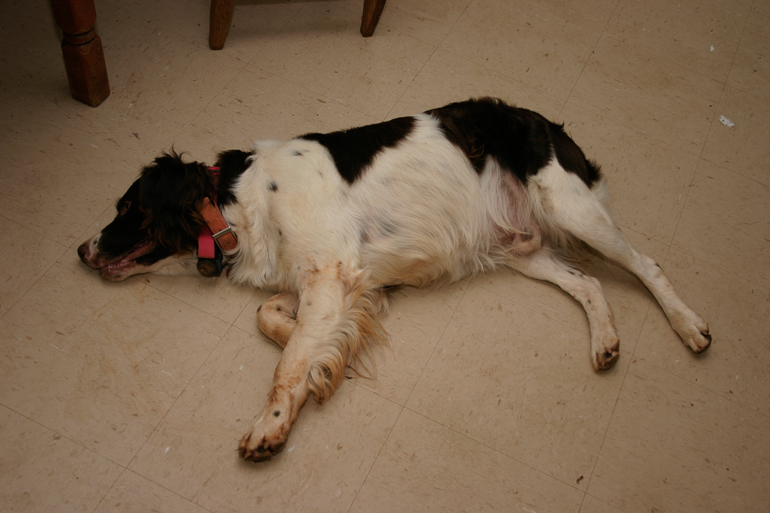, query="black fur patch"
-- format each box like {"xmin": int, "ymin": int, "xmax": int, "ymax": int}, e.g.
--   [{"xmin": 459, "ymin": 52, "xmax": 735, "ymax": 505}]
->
[
  {"xmin": 137, "ymin": 152, "xmax": 211, "ymax": 254},
  {"xmin": 300, "ymin": 116, "xmax": 416, "ymax": 184},
  {"xmin": 427, "ymin": 97, "xmax": 600, "ymax": 187},
  {"xmin": 96, "ymin": 151, "xmax": 210, "ymax": 264},
  {"xmin": 214, "ymin": 149, "xmax": 254, "ymax": 206}
]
